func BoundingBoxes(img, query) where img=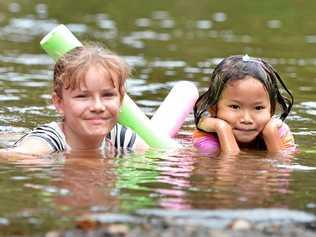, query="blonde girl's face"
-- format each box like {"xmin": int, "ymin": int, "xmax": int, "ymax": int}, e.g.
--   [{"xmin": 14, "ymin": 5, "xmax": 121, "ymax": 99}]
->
[
  {"xmin": 53, "ymin": 66, "xmax": 121, "ymax": 143},
  {"xmin": 215, "ymin": 76, "xmax": 272, "ymax": 144}
]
